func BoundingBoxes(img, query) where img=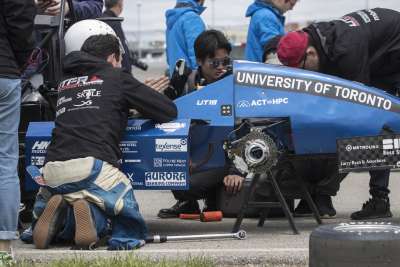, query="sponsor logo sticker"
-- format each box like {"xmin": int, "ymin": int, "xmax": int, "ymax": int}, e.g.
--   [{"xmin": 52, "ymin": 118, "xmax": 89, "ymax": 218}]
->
[
  {"xmin": 196, "ymin": 100, "xmax": 218, "ymax": 106},
  {"xmin": 345, "ymin": 144, "xmax": 379, "ymax": 151},
  {"xmin": 144, "ymin": 172, "xmax": 187, "ymax": 187},
  {"xmin": 153, "ymin": 158, "xmax": 187, "ymax": 168},
  {"xmin": 155, "ymin": 122, "xmax": 186, "ymax": 133},
  {"xmin": 382, "ymin": 138, "xmax": 400, "ymax": 150},
  {"xmin": 32, "ymin": 141, "xmax": 50, "ymax": 153},
  {"xmin": 155, "ymin": 138, "xmax": 187, "ymax": 152},
  {"xmin": 236, "ymin": 98, "xmax": 289, "ymax": 108}
]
